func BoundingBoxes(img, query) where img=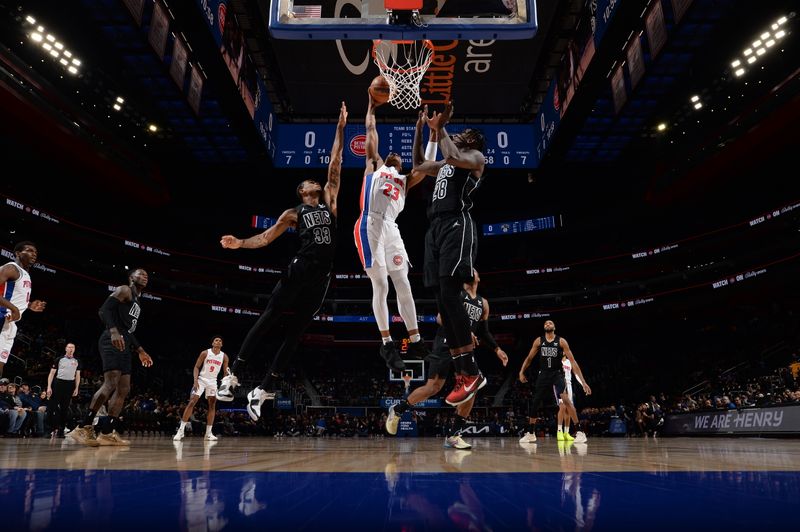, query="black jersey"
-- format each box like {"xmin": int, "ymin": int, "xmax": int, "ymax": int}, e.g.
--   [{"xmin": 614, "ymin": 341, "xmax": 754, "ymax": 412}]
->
[
  {"xmin": 539, "ymin": 335, "xmax": 564, "ymax": 373},
  {"xmin": 462, "ymin": 290, "xmax": 485, "ymax": 332},
  {"xmin": 103, "ymin": 289, "xmax": 141, "ymax": 335},
  {"xmin": 295, "ymin": 202, "xmax": 336, "ymax": 263},
  {"xmin": 428, "ymin": 163, "xmax": 480, "ymax": 219}
]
